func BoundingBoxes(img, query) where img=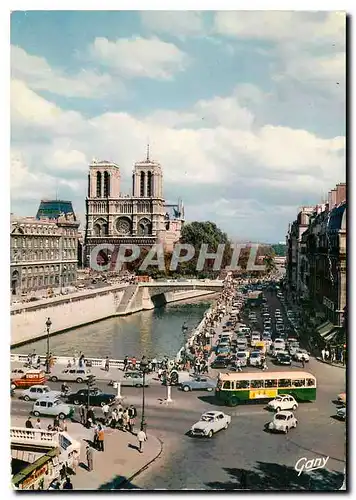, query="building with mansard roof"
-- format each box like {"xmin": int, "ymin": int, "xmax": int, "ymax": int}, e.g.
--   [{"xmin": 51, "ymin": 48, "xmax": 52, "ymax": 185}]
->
[{"xmin": 84, "ymin": 148, "xmax": 184, "ymax": 266}]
